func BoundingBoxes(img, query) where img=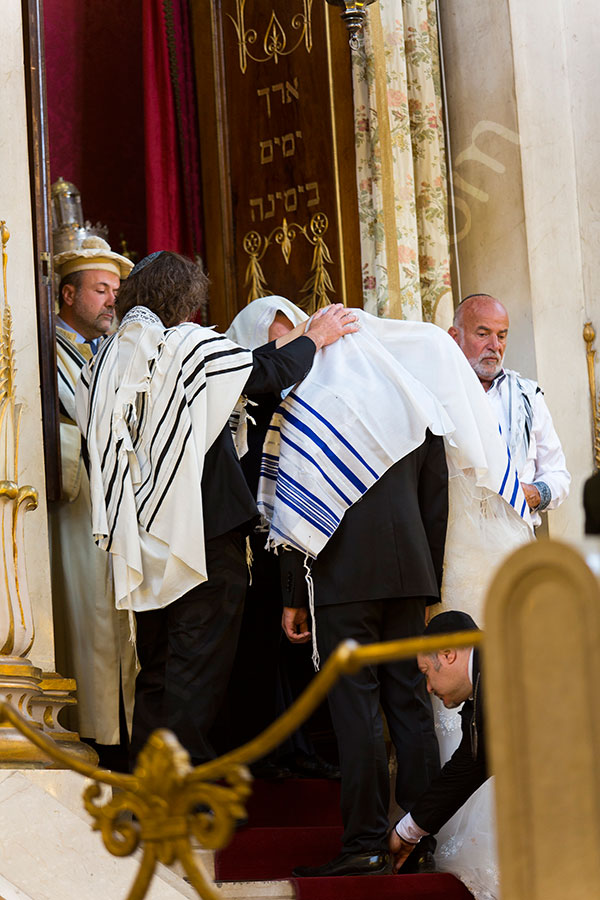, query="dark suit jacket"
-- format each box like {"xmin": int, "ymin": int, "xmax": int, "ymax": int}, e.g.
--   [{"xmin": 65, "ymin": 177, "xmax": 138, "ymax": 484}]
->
[
  {"xmin": 281, "ymin": 429, "xmax": 448, "ymax": 607},
  {"xmin": 410, "ymin": 648, "xmax": 487, "ymax": 835},
  {"xmin": 584, "ymin": 469, "xmax": 600, "ymax": 535},
  {"xmin": 201, "ymin": 336, "xmax": 315, "ymax": 540}
]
